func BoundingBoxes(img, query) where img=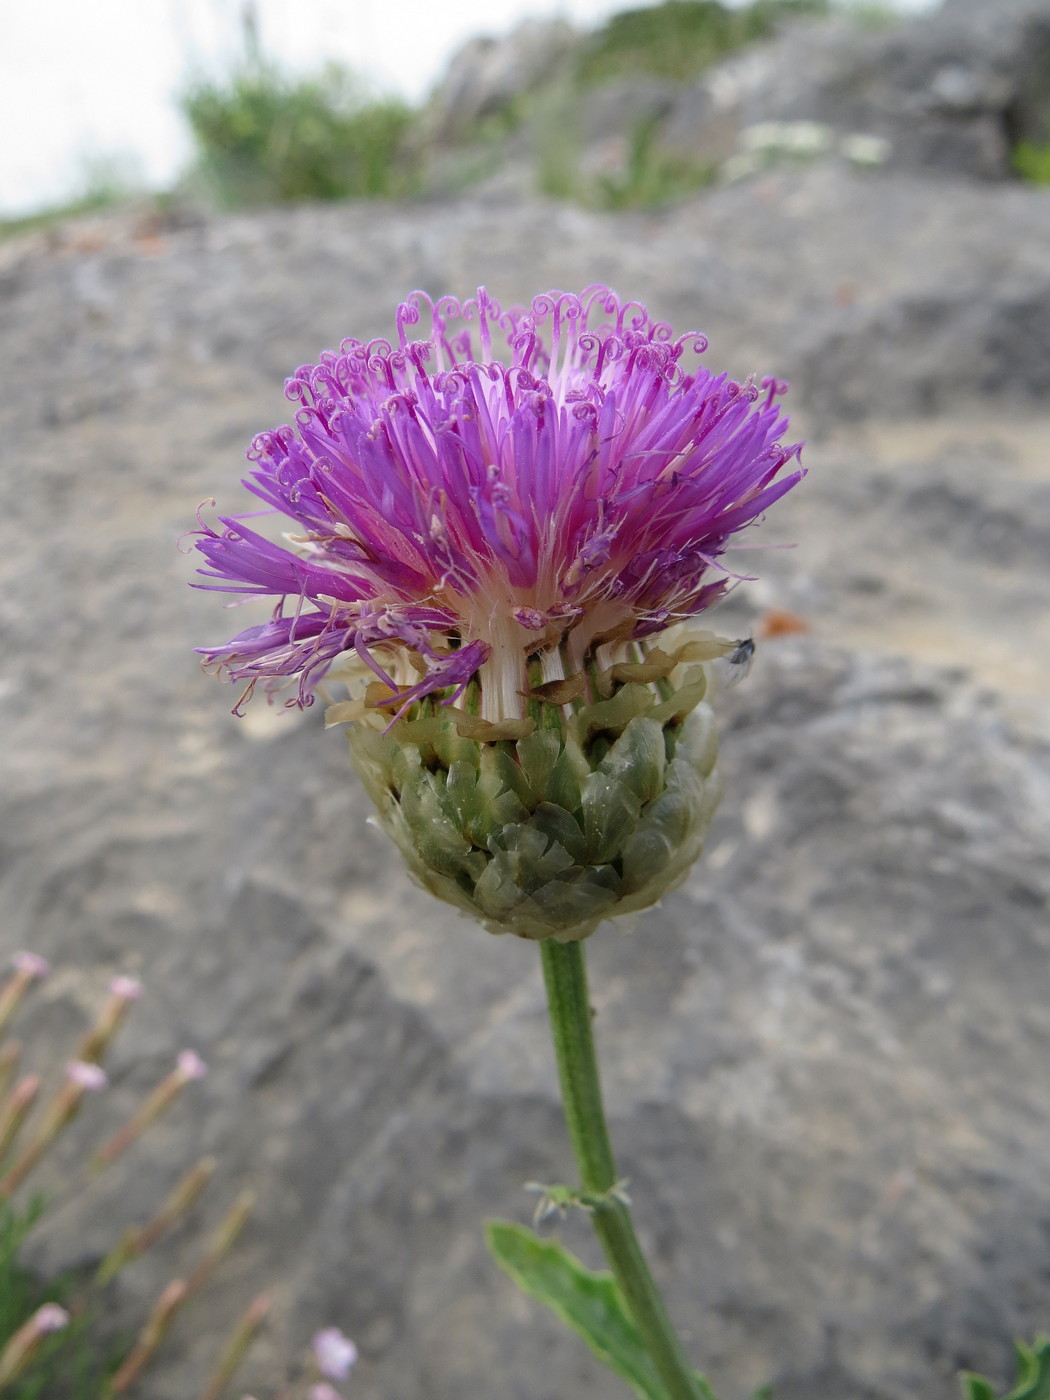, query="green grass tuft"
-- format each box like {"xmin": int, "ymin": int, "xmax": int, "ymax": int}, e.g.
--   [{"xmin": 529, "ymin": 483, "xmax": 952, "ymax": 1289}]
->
[
  {"xmin": 595, "ymin": 110, "xmax": 718, "ymax": 208},
  {"xmin": 181, "ymin": 61, "xmax": 419, "ymax": 209},
  {"xmin": 576, "ymin": 0, "xmax": 832, "ymax": 85},
  {"xmin": 0, "ymin": 1198, "xmax": 110, "ymax": 1400}
]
